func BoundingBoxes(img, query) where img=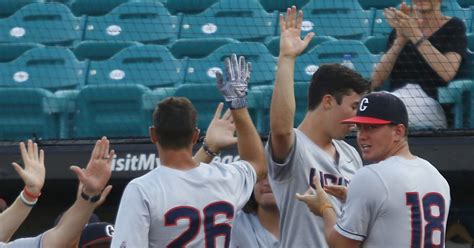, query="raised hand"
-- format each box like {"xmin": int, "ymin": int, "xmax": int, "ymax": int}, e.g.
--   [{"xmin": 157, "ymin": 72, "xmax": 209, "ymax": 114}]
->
[
  {"xmin": 70, "ymin": 137, "xmax": 114, "ymax": 196},
  {"xmin": 12, "ymin": 140, "xmax": 45, "ymax": 196},
  {"xmin": 279, "ymin": 6, "xmax": 315, "ymax": 58},
  {"xmin": 204, "ymin": 103, "xmax": 237, "ymax": 152},
  {"xmin": 216, "ymin": 54, "xmax": 251, "ymax": 110},
  {"xmin": 296, "ymin": 174, "xmax": 333, "ymax": 217}
]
